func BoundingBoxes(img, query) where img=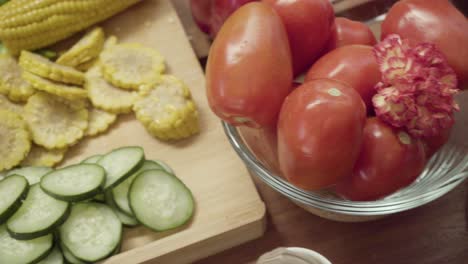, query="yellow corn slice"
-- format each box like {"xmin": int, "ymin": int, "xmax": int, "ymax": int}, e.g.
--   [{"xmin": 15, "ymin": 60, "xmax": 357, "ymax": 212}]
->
[
  {"xmin": 0, "ymin": 0, "xmax": 141, "ymax": 54},
  {"xmin": 75, "ymin": 58, "xmax": 98, "ymax": 72},
  {"xmin": 19, "ymin": 50, "xmax": 85, "ymax": 85},
  {"xmin": 0, "ymin": 109, "xmax": 31, "ymax": 171},
  {"xmin": 21, "ymin": 144, "xmax": 67, "ymax": 167},
  {"xmin": 24, "ymin": 92, "xmax": 88, "ymax": 149},
  {"xmin": 133, "ymin": 75, "xmax": 199, "ymax": 141},
  {"xmin": 104, "ymin": 36, "xmax": 118, "ymax": 49},
  {"xmin": 85, "ymin": 108, "xmax": 118, "ymax": 137},
  {"xmin": 0, "ymin": 54, "xmax": 34, "ymax": 102},
  {"xmin": 57, "ymin": 27, "xmax": 105, "ymax": 68},
  {"xmin": 0, "ymin": 94, "xmax": 23, "ymax": 116},
  {"xmin": 85, "ymin": 66, "xmax": 137, "ymax": 114},
  {"xmin": 100, "ymin": 43, "xmax": 165, "ymax": 90},
  {"xmin": 22, "ymin": 71, "xmax": 88, "ymax": 101}
]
